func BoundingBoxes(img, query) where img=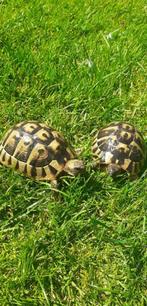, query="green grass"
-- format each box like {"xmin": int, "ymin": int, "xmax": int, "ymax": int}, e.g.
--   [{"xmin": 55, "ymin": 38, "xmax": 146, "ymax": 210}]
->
[{"xmin": 0, "ymin": 0, "xmax": 147, "ymax": 305}]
